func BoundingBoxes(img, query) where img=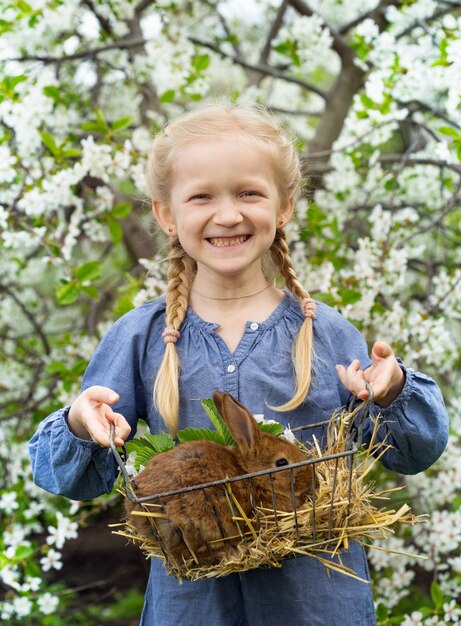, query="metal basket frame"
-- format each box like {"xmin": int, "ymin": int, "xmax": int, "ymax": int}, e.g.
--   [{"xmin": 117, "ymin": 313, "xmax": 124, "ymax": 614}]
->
[{"xmin": 110, "ymin": 387, "xmax": 374, "ymax": 569}]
